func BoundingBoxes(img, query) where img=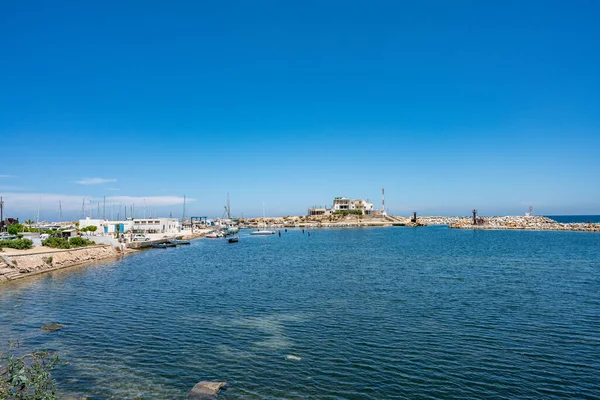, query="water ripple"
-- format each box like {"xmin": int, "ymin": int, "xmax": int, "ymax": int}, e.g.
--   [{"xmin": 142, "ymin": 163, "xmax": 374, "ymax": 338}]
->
[{"xmin": 0, "ymin": 228, "xmax": 599, "ymax": 399}]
